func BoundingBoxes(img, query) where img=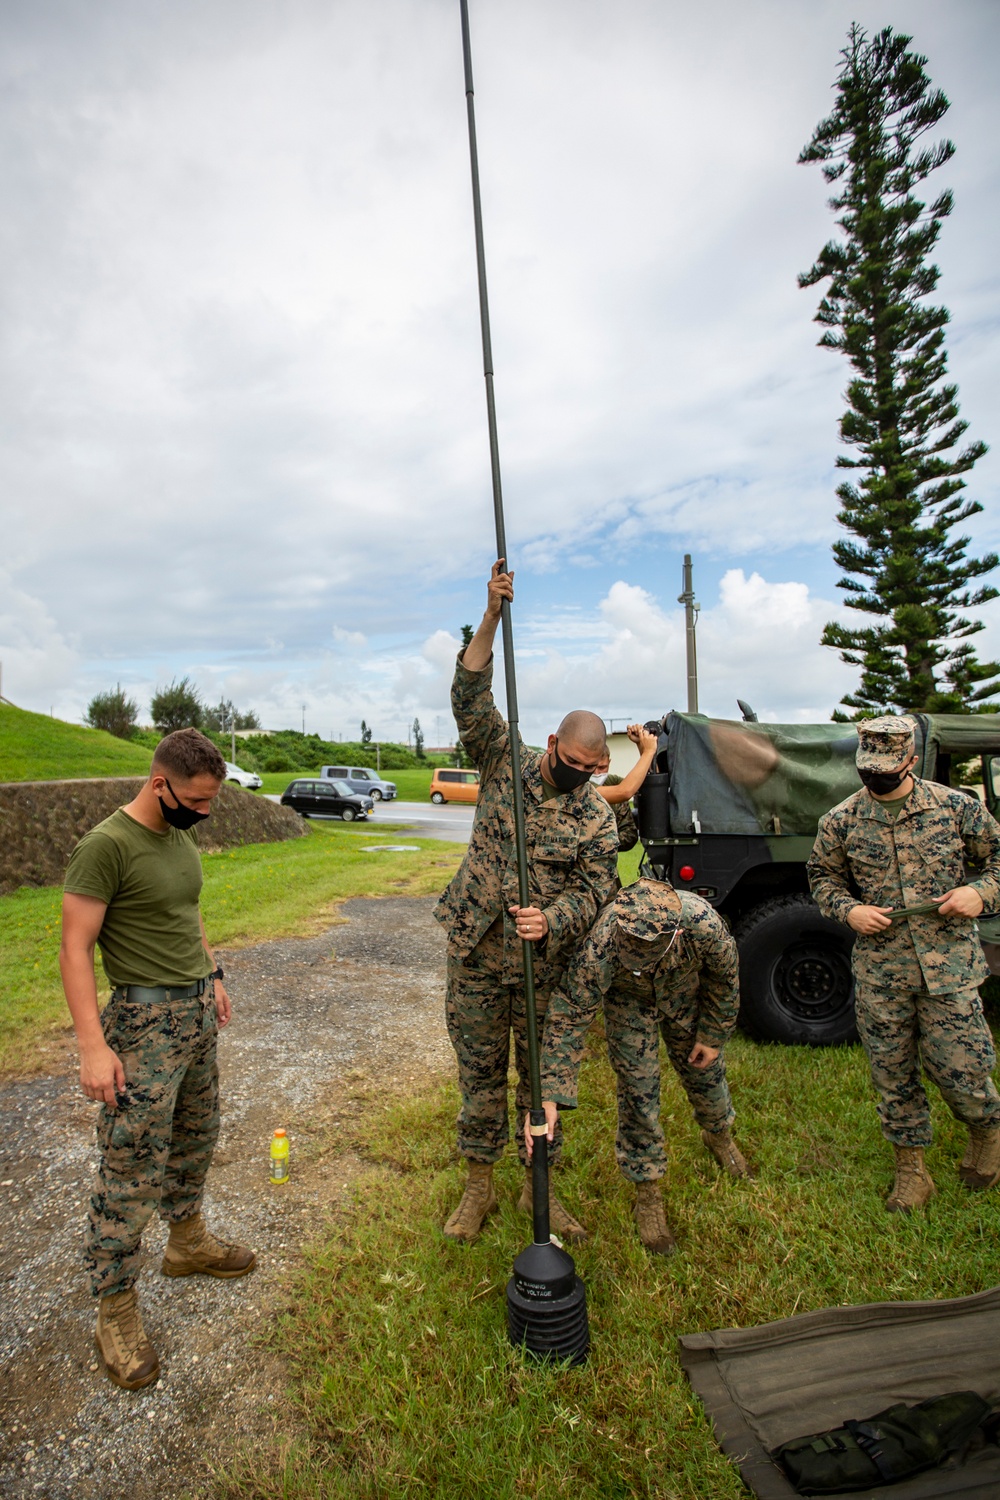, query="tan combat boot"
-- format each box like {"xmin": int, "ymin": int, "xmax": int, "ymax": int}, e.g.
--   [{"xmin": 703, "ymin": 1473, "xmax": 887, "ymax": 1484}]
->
[
  {"xmin": 633, "ymin": 1180, "xmax": 677, "ymax": 1256},
  {"xmin": 161, "ymin": 1212, "xmax": 256, "ymax": 1278},
  {"xmin": 701, "ymin": 1127, "xmax": 751, "ymax": 1179},
  {"xmin": 885, "ymin": 1146, "xmax": 936, "ymax": 1213},
  {"xmin": 517, "ymin": 1168, "xmax": 588, "ymax": 1244},
  {"xmin": 960, "ymin": 1124, "xmax": 1000, "ymax": 1191},
  {"xmin": 95, "ymin": 1287, "xmax": 160, "ymax": 1391},
  {"xmin": 443, "ymin": 1162, "xmax": 498, "ymax": 1242}
]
